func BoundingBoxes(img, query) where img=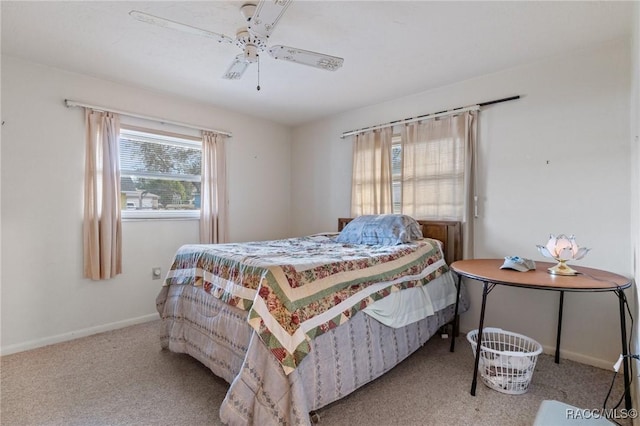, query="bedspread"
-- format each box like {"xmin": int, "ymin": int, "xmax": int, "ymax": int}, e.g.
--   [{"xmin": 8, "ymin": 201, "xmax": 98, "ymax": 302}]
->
[
  {"xmin": 164, "ymin": 236, "xmax": 448, "ymax": 374},
  {"xmin": 157, "ymin": 280, "xmax": 469, "ymax": 426}
]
